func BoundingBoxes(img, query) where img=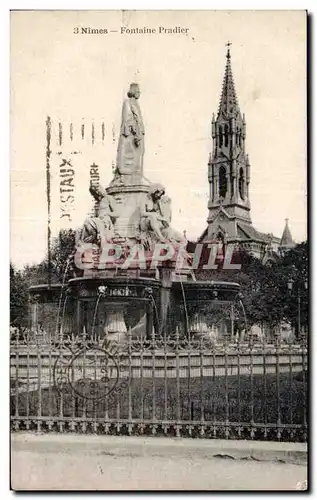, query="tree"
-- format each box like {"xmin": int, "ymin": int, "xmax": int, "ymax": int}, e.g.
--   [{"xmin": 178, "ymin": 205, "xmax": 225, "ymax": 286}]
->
[
  {"xmin": 194, "ymin": 242, "xmax": 308, "ymax": 335},
  {"xmin": 10, "ymin": 230, "xmax": 77, "ymax": 330},
  {"xmin": 49, "ymin": 229, "xmax": 76, "ymax": 282},
  {"xmin": 10, "ymin": 262, "xmax": 29, "ymax": 329},
  {"xmin": 21, "ymin": 229, "xmax": 76, "ymax": 286},
  {"xmin": 276, "ymin": 242, "xmax": 308, "ymax": 334}
]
